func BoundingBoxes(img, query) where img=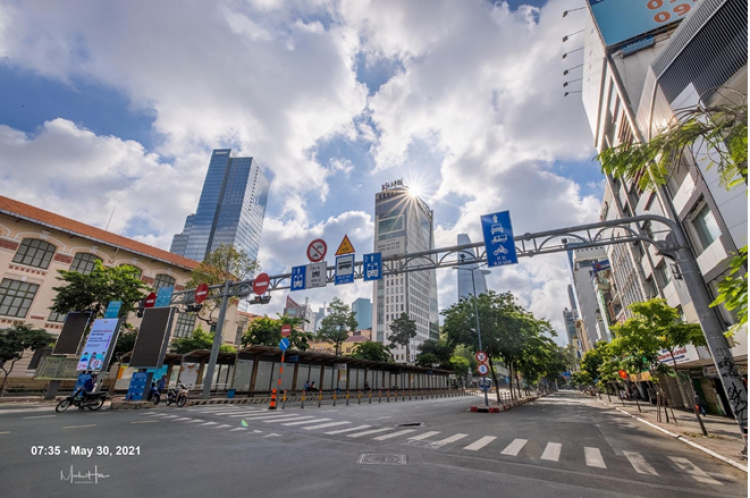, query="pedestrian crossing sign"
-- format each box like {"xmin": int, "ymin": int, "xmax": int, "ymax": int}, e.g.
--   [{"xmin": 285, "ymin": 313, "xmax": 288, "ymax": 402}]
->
[{"xmin": 335, "ymin": 235, "xmax": 355, "ymax": 255}]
